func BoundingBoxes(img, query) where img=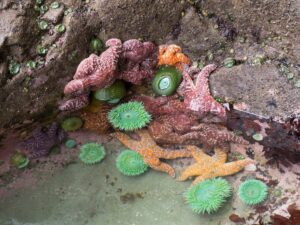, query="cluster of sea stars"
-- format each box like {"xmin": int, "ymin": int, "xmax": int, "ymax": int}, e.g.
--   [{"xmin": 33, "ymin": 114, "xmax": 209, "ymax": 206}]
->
[
  {"xmin": 115, "ymin": 129, "xmax": 192, "ymax": 177},
  {"xmin": 115, "ymin": 129, "xmax": 253, "ymax": 185},
  {"xmin": 129, "ymin": 64, "xmax": 238, "ymax": 147},
  {"xmin": 59, "ymin": 38, "xmax": 158, "ymax": 111}
]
